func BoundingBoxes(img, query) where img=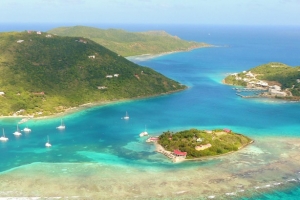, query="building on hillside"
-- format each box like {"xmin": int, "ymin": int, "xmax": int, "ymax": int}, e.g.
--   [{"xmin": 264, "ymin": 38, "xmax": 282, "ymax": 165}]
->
[
  {"xmin": 106, "ymin": 75, "xmax": 113, "ymax": 78},
  {"xmin": 97, "ymin": 86, "xmax": 107, "ymax": 90},
  {"xmin": 88, "ymin": 55, "xmax": 95, "ymax": 59},
  {"xmin": 0, "ymin": 92, "xmax": 5, "ymax": 95},
  {"xmin": 17, "ymin": 40, "xmax": 24, "ymax": 43},
  {"xmin": 36, "ymin": 31, "xmax": 41, "ymax": 34},
  {"xmin": 114, "ymin": 74, "xmax": 119, "ymax": 77},
  {"xmin": 223, "ymin": 129, "xmax": 231, "ymax": 133}
]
